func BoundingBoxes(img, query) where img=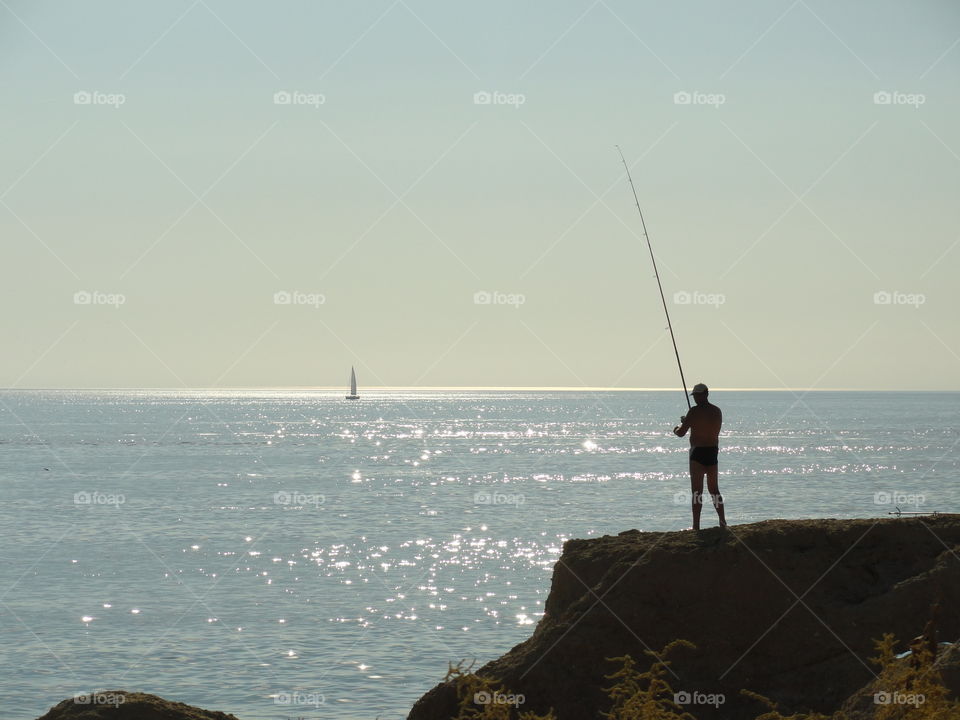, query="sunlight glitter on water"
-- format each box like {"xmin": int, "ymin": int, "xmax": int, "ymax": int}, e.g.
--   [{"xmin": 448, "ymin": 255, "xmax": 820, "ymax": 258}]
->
[{"xmin": 1, "ymin": 390, "xmax": 957, "ymax": 719}]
